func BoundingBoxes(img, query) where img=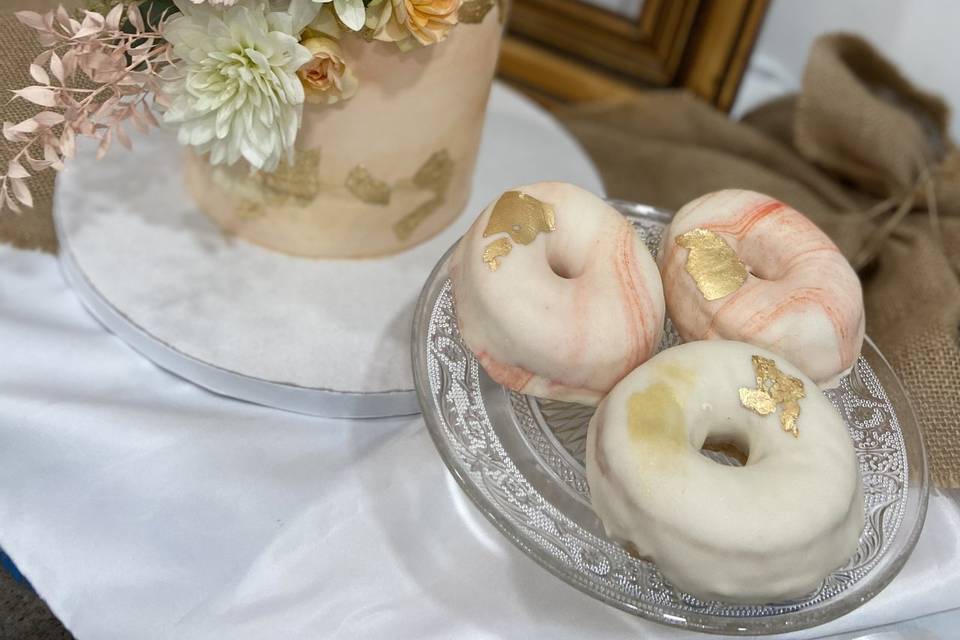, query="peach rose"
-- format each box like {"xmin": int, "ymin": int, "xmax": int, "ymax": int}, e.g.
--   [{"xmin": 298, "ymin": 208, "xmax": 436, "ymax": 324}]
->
[
  {"xmin": 392, "ymin": 0, "xmax": 461, "ymax": 46},
  {"xmin": 365, "ymin": 0, "xmax": 410, "ymax": 45},
  {"xmin": 297, "ymin": 37, "xmax": 358, "ymax": 105}
]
